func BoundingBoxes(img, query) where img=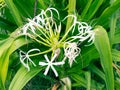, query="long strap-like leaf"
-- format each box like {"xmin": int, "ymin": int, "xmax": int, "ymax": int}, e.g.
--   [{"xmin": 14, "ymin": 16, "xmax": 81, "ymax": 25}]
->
[
  {"xmin": 4, "ymin": 0, "xmax": 23, "ymax": 26},
  {"xmin": 0, "ymin": 36, "xmax": 29, "ymax": 89},
  {"xmin": 94, "ymin": 26, "xmax": 114, "ymax": 90},
  {"xmin": 9, "ymin": 66, "xmax": 43, "ymax": 90}
]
